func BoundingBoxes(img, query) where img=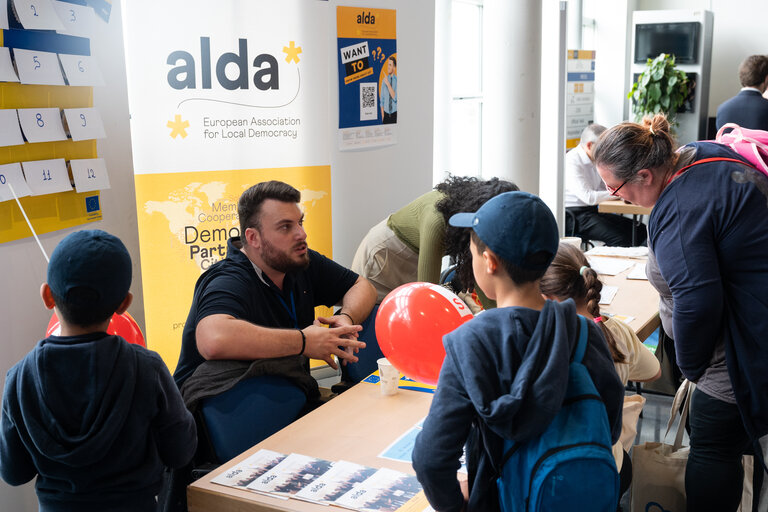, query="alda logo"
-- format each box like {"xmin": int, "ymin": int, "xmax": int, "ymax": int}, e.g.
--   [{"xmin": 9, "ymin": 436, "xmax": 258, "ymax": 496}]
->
[
  {"xmin": 167, "ymin": 37, "xmax": 279, "ymax": 91},
  {"xmin": 357, "ymin": 11, "xmax": 375, "ymax": 24}
]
